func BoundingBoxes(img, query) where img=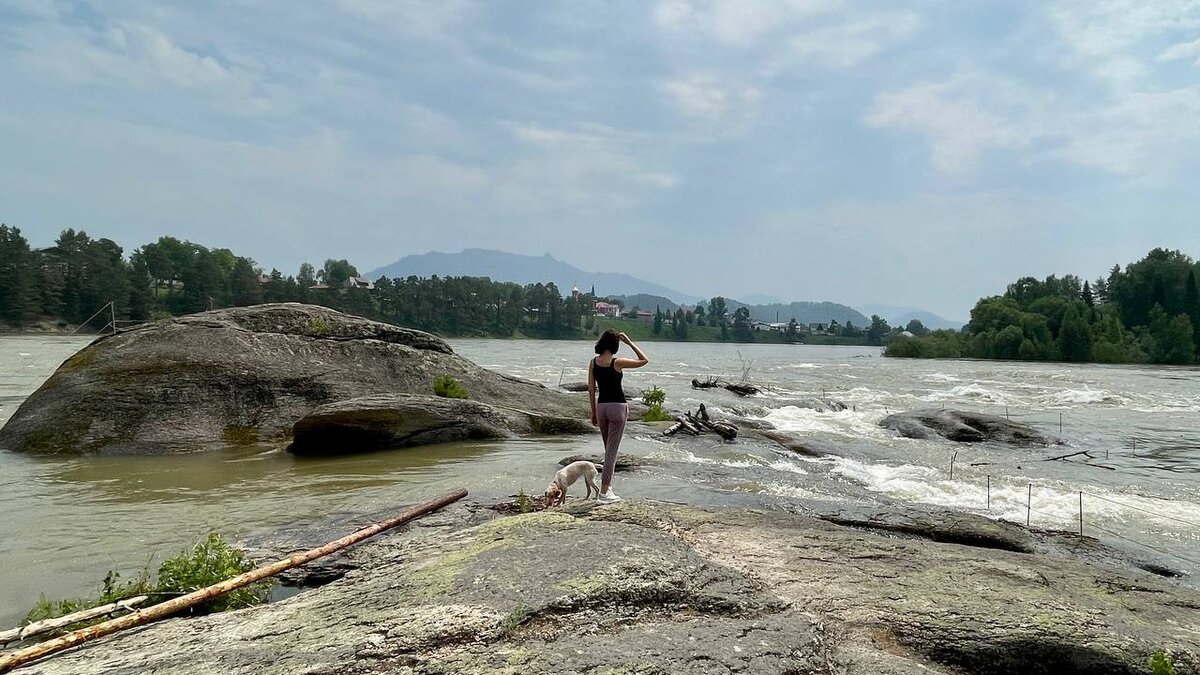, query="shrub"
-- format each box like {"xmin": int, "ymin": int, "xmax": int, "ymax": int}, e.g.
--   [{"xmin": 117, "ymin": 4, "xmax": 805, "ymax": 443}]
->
[
  {"xmin": 641, "ymin": 386, "xmax": 672, "ymax": 422},
  {"xmin": 157, "ymin": 531, "xmax": 271, "ymax": 614},
  {"xmin": 24, "ymin": 531, "xmax": 270, "ymax": 631},
  {"xmin": 307, "ymin": 316, "xmax": 331, "ymax": 335},
  {"xmin": 433, "ymin": 375, "xmax": 469, "ymax": 399},
  {"xmin": 1150, "ymin": 651, "xmax": 1177, "ymax": 675}
]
